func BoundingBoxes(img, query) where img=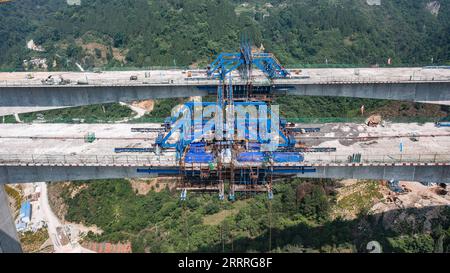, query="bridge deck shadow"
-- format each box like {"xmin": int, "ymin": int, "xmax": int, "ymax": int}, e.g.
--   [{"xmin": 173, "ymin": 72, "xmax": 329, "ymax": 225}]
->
[{"xmin": 194, "ymin": 205, "xmax": 450, "ymax": 253}]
